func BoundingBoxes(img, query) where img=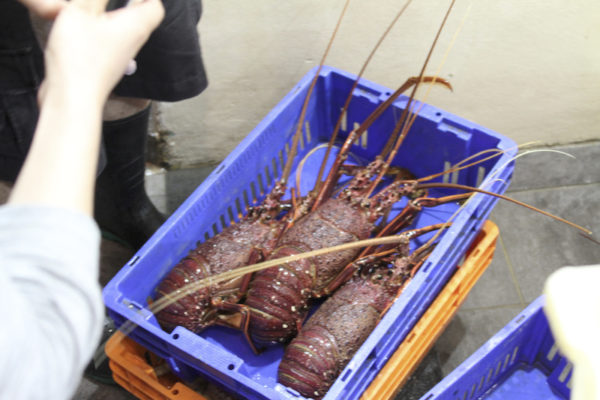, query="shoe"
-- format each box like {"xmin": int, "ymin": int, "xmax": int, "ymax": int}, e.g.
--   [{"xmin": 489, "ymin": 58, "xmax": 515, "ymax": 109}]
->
[{"xmin": 94, "ymin": 106, "xmax": 166, "ymax": 250}]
